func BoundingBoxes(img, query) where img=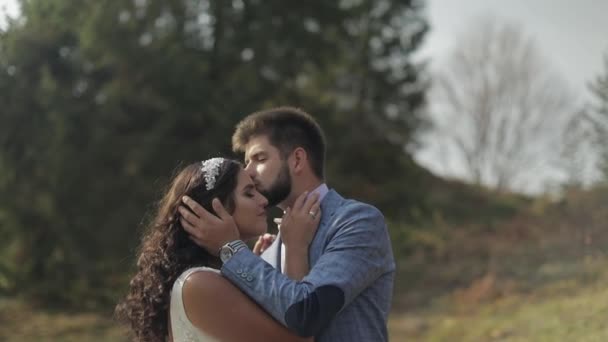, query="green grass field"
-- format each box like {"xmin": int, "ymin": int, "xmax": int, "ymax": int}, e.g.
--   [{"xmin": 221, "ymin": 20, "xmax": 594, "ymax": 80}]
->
[
  {"xmin": 2, "ymin": 187, "xmax": 606, "ymax": 342},
  {"xmin": 0, "ymin": 299, "xmax": 126, "ymax": 342},
  {"xmin": 2, "ymin": 257, "xmax": 607, "ymax": 342},
  {"xmin": 390, "ymin": 256, "xmax": 608, "ymax": 341}
]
